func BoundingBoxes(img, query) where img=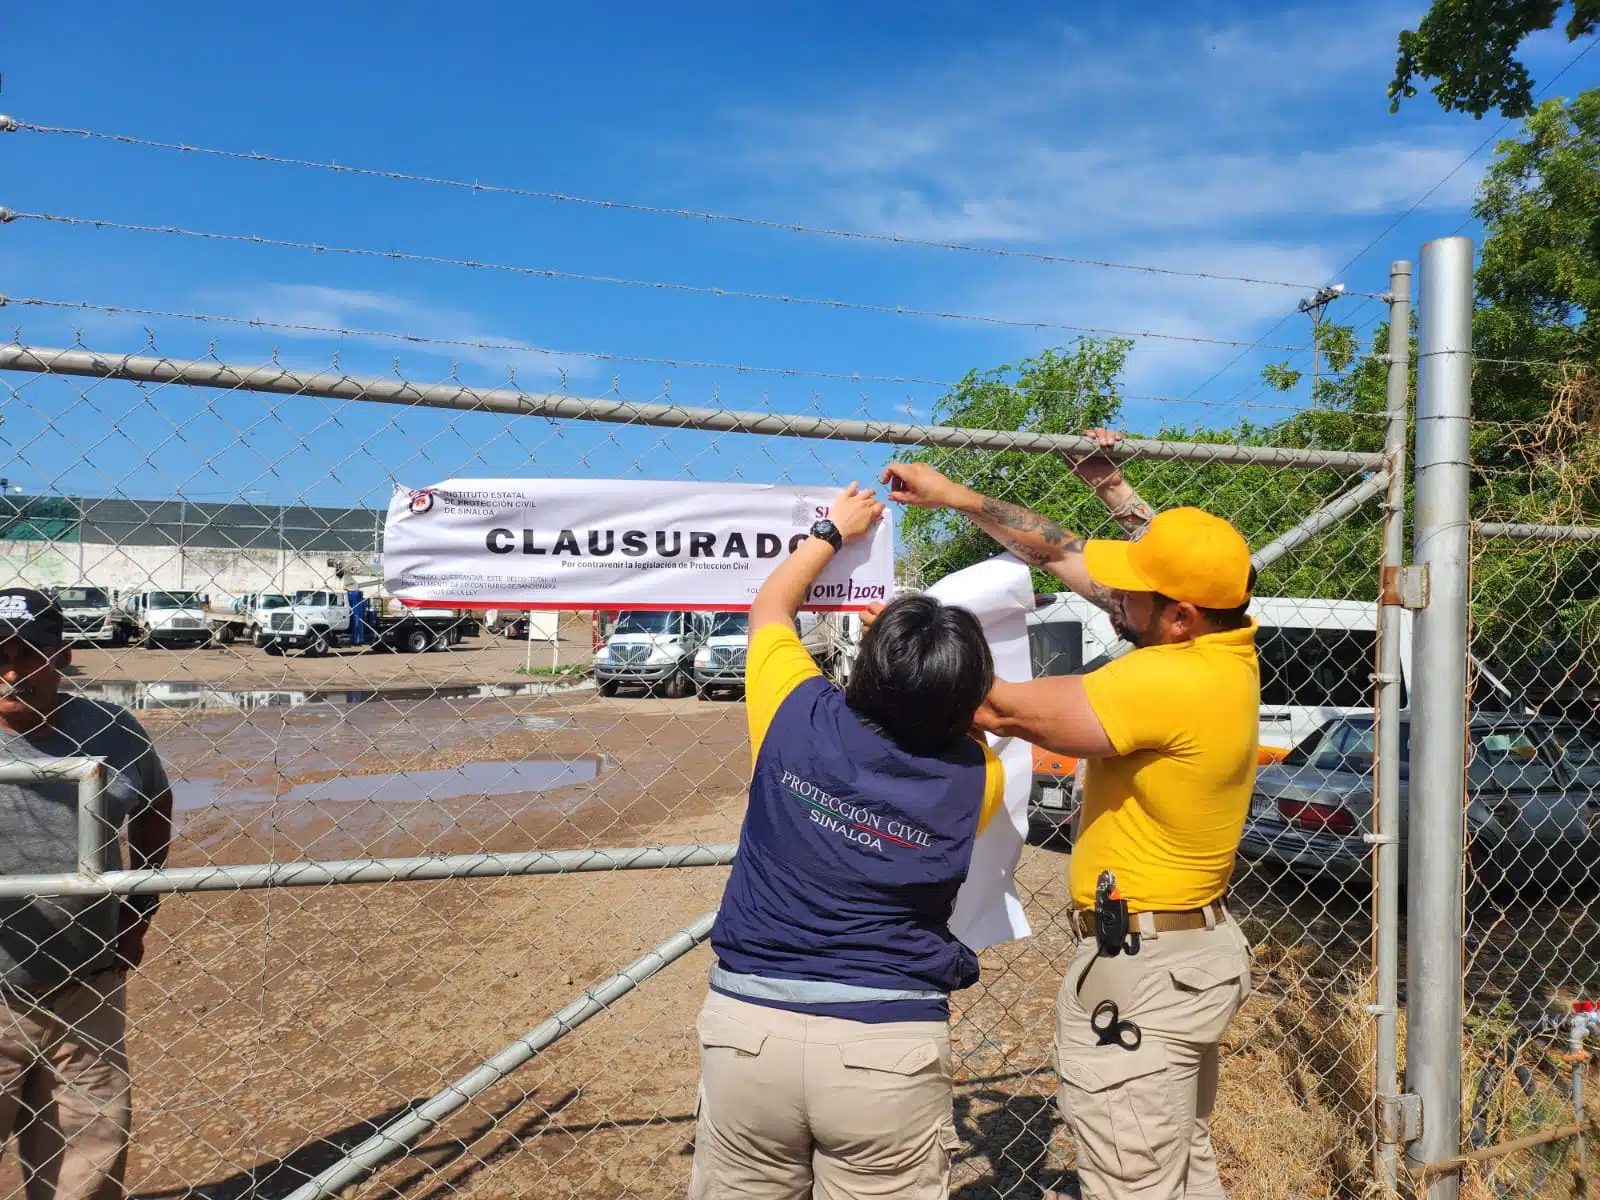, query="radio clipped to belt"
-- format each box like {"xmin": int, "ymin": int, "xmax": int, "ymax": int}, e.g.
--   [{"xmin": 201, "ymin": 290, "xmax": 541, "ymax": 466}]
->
[{"xmin": 1094, "ymin": 870, "xmax": 1140, "ymax": 958}]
